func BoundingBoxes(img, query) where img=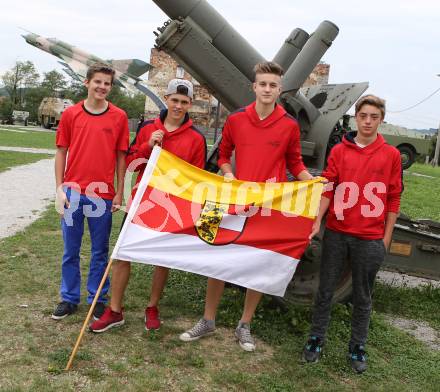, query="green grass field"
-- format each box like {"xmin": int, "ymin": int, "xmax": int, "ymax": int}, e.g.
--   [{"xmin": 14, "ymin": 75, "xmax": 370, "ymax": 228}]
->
[
  {"xmin": 401, "ymin": 164, "xmax": 440, "ymax": 221},
  {"xmin": 0, "ymin": 208, "xmax": 439, "ymax": 391},
  {"xmin": 0, "ymin": 125, "xmax": 439, "ymax": 390},
  {"xmin": 0, "ymin": 128, "xmax": 56, "ymax": 149},
  {"xmin": 0, "ymin": 150, "xmax": 53, "ymax": 173}
]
